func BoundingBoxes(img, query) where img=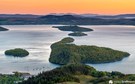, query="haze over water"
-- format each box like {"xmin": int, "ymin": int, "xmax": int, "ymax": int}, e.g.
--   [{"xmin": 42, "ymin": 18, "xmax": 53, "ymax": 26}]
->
[{"xmin": 0, "ymin": 25, "xmax": 135, "ymax": 74}]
